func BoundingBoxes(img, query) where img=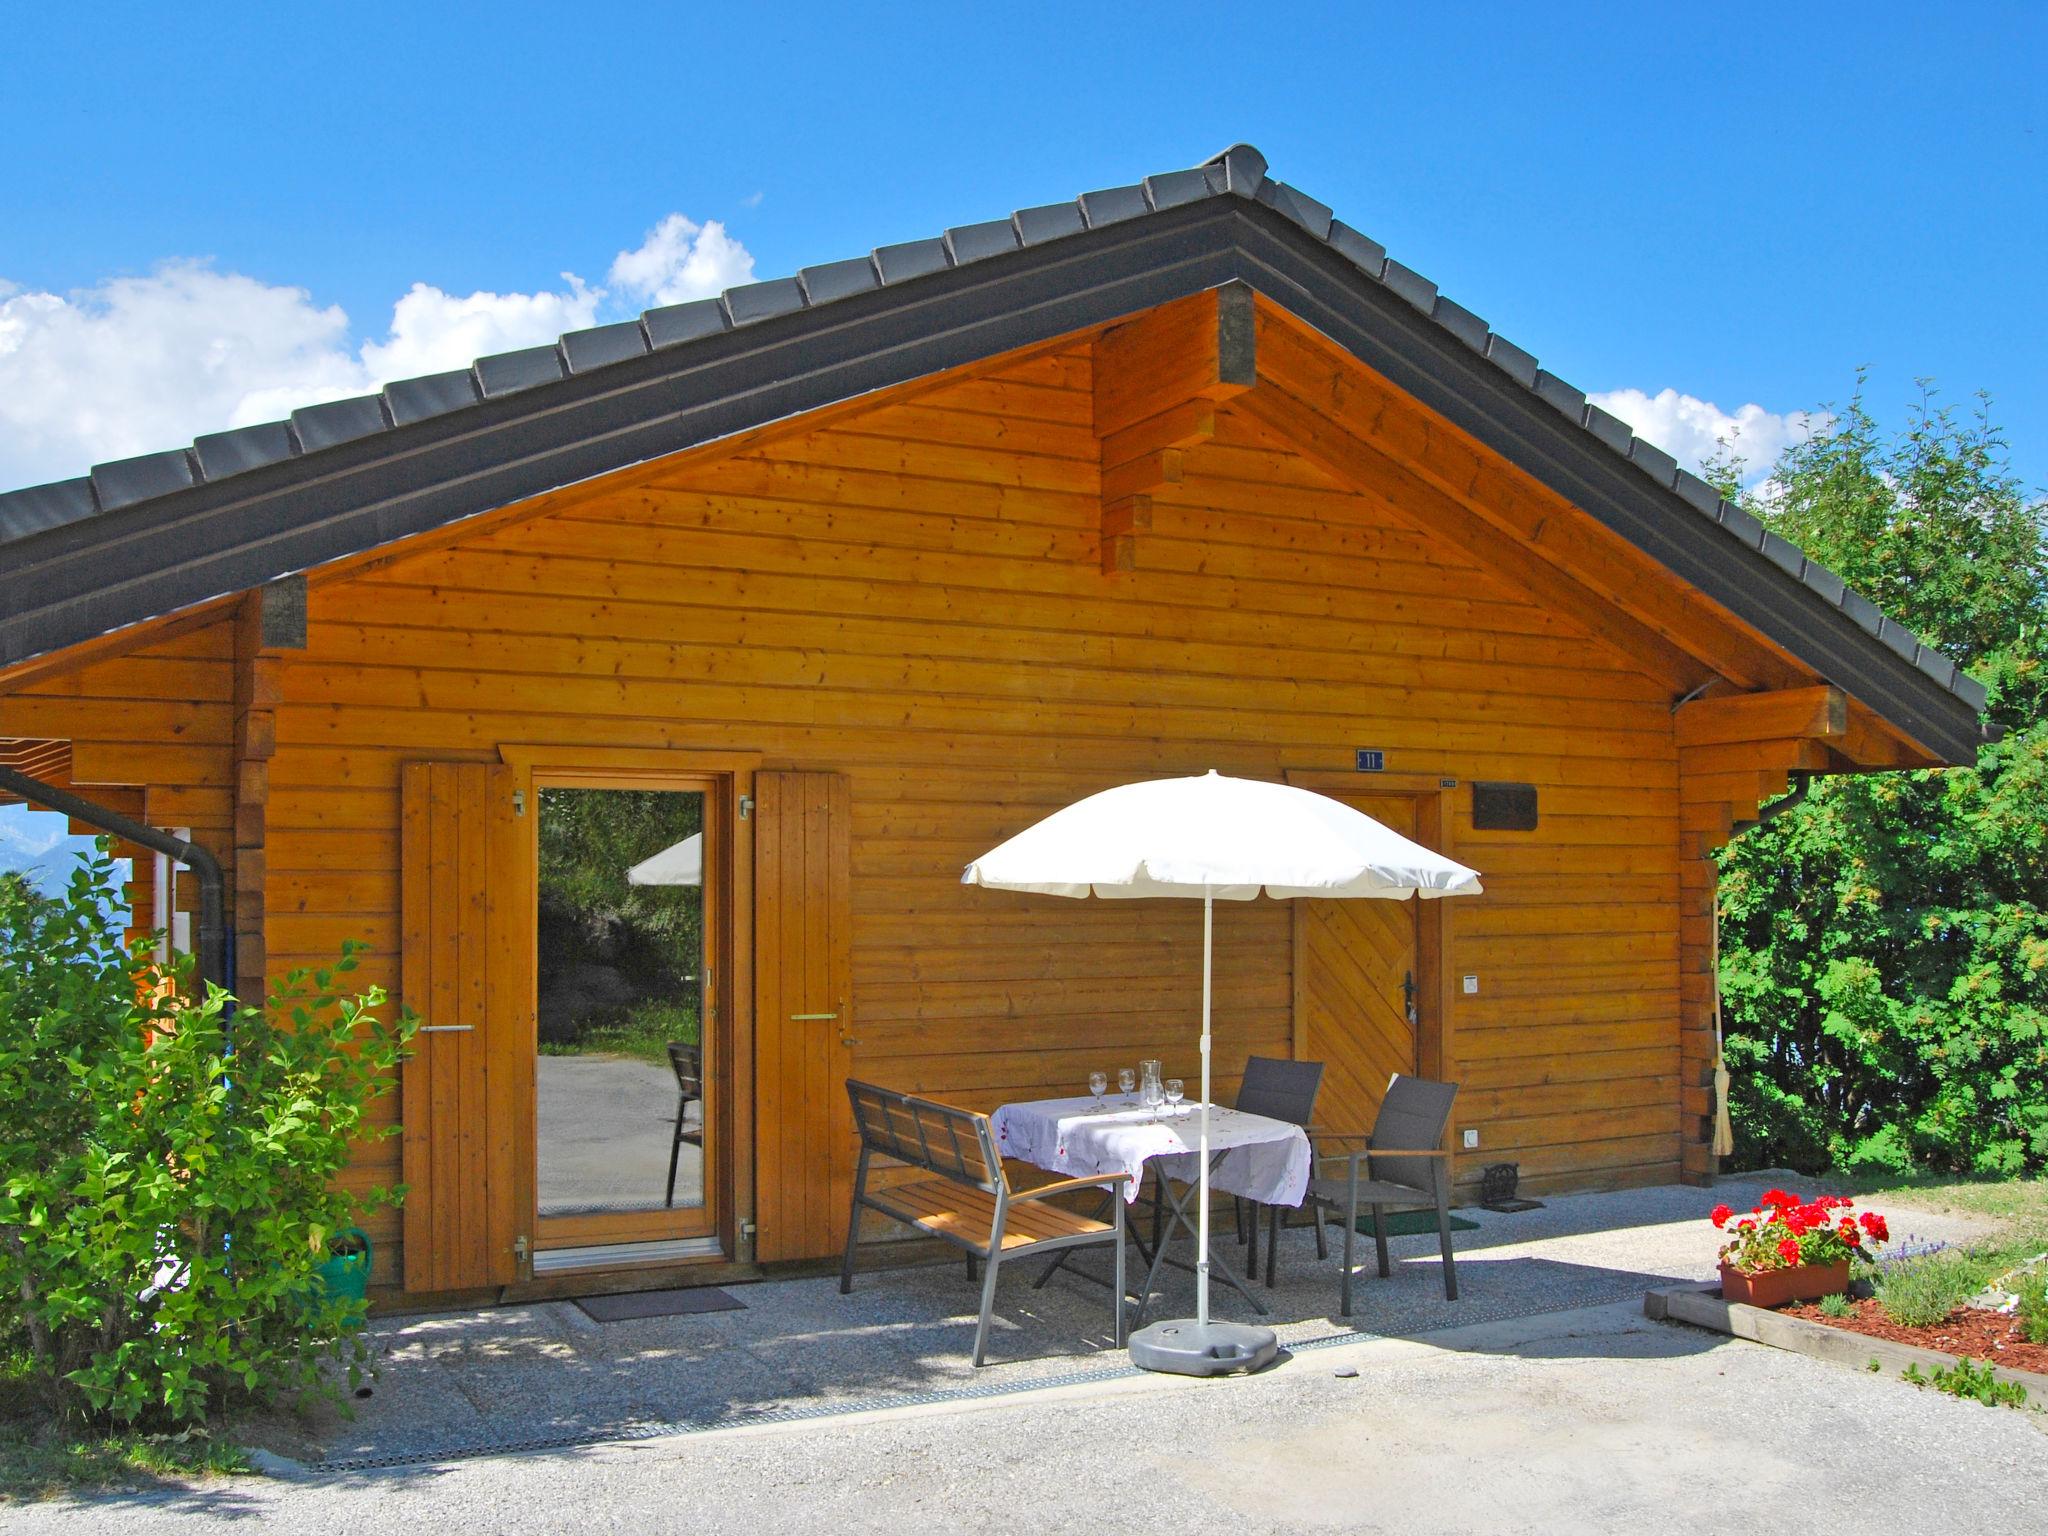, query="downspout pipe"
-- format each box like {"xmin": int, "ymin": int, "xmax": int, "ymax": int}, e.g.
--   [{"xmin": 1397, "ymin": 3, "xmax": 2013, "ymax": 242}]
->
[{"xmin": 0, "ymin": 764, "xmax": 228, "ymax": 995}]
